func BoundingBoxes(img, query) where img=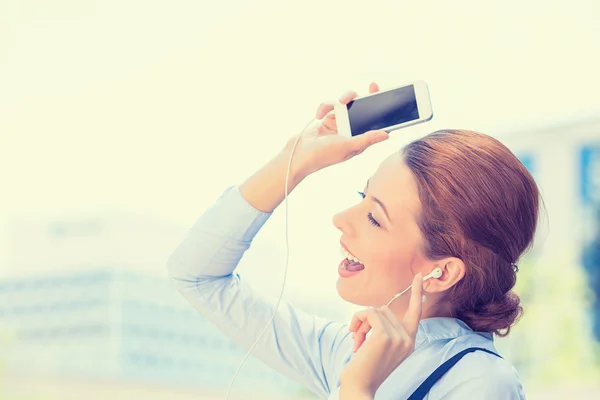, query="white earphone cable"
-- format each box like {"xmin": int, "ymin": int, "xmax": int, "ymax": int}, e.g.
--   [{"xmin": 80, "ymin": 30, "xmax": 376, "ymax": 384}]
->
[
  {"xmin": 386, "ymin": 267, "xmax": 442, "ymax": 307},
  {"xmin": 224, "ymin": 117, "xmax": 316, "ymax": 400},
  {"xmin": 386, "ymin": 285, "xmax": 413, "ymax": 307}
]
